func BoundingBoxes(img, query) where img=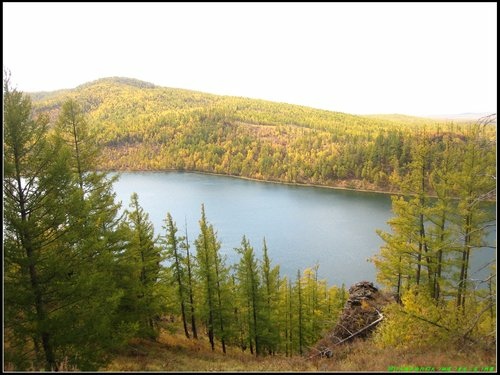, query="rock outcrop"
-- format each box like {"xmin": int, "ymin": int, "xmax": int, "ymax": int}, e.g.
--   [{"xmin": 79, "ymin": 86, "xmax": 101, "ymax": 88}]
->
[
  {"xmin": 330, "ymin": 281, "xmax": 388, "ymax": 342},
  {"xmin": 310, "ymin": 281, "xmax": 395, "ymax": 358}
]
